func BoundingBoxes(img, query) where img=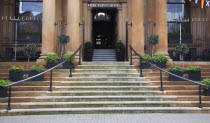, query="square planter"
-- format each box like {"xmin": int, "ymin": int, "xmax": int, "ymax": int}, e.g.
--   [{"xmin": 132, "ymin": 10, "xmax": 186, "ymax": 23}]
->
[
  {"xmin": 140, "ymin": 62, "xmax": 151, "ymax": 69},
  {"xmin": 0, "ymin": 87, "xmax": 7, "ymax": 98},
  {"xmin": 28, "ymin": 71, "xmax": 44, "ymax": 81},
  {"xmin": 9, "ymin": 71, "xmax": 44, "ymax": 82},
  {"xmin": 9, "ymin": 71, "xmax": 24, "ymax": 82},
  {"xmin": 84, "ymin": 49, "xmax": 93, "ymax": 61},
  {"xmin": 169, "ymin": 71, "xmax": 184, "ymax": 81},
  {"xmin": 188, "ymin": 71, "xmax": 201, "ymax": 81},
  {"xmin": 62, "ymin": 61, "xmax": 74, "ymax": 69},
  {"xmin": 46, "ymin": 62, "xmax": 60, "ymax": 69},
  {"xmin": 204, "ymin": 88, "xmax": 210, "ymax": 96},
  {"xmin": 153, "ymin": 62, "xmax": 167, "ymax": 69}
]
